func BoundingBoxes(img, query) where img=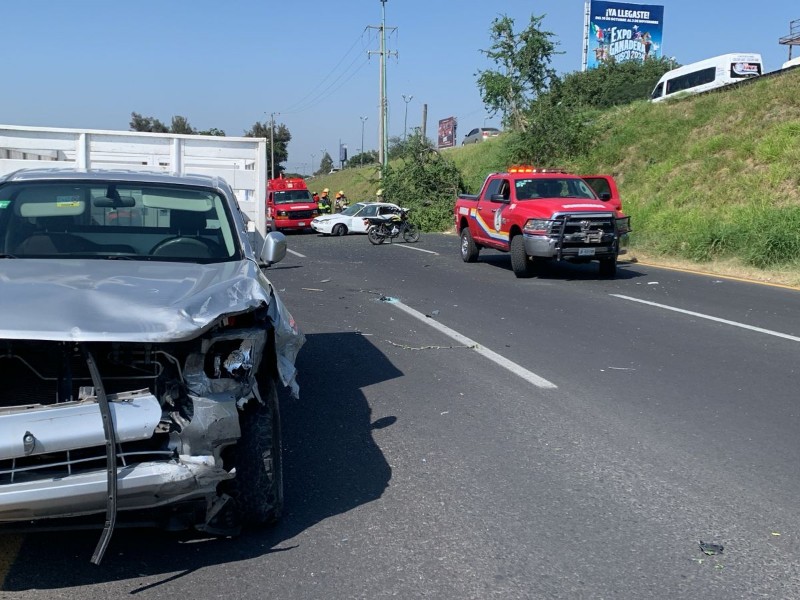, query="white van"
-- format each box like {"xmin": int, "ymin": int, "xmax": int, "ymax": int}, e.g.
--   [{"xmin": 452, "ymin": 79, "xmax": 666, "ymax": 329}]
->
[
  {"xmin": 651, "ymin": 53, "xmax": 763, "ymax": 103},
  {"xmin": 782, "ymin": 56, "xmax": 800, "ymax": 70}
]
